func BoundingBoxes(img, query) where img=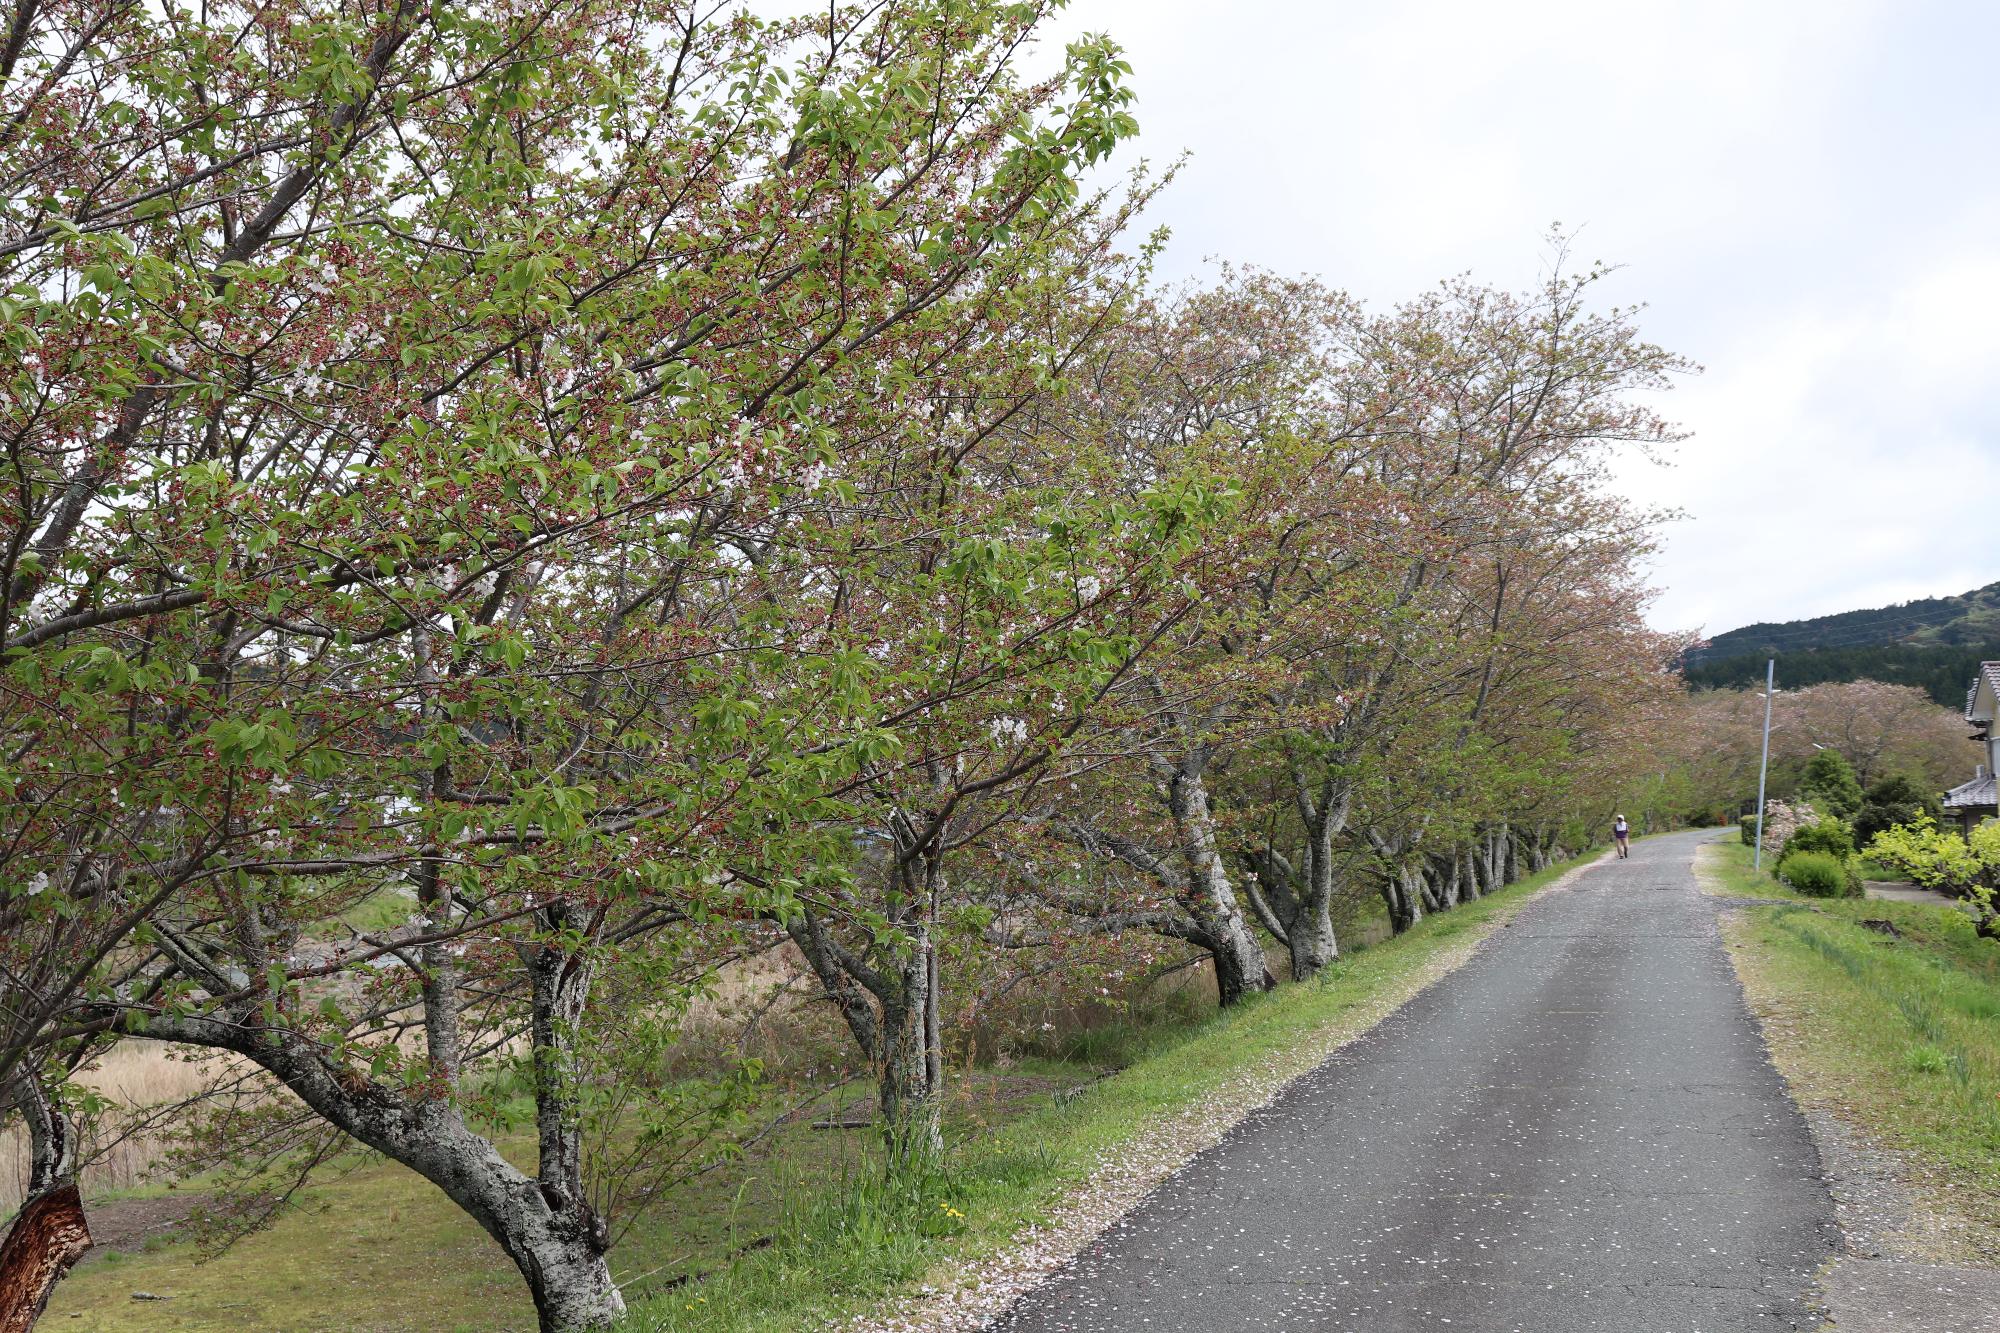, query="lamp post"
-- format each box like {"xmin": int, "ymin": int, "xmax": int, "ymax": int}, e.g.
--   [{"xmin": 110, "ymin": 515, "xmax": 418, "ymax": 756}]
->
[{"xmin": 1753, "ymin": 658, "xmax": 1775, "ymax": 871}]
